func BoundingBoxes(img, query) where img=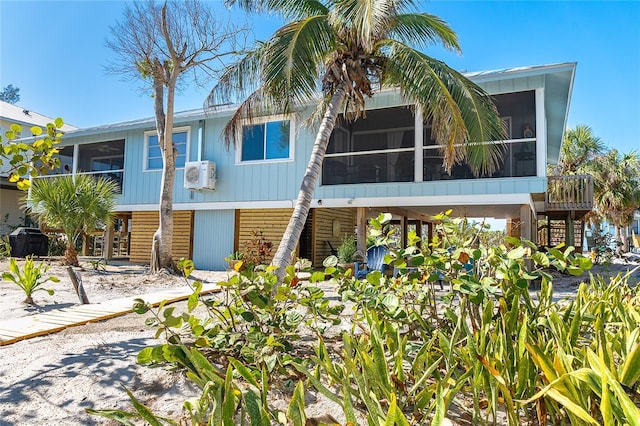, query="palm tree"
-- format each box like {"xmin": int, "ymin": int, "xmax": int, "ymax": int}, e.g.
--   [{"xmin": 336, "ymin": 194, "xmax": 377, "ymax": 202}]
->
[
  {"xmin": 208, "ymin": 0, "xmax": 505, "ymax": 282},
  {"xmin": 550, "ymin": 124, "xmax": 605, "ymax": 176},
  {"xmin": 588, "ymin": 149, "xmax": 640, "ymax": 253},
  {"xmin": 25, "ymin": 175, "xmax": 118, "ymax": 266}
]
